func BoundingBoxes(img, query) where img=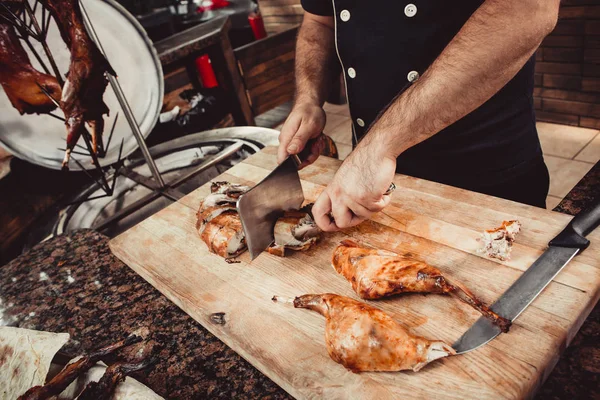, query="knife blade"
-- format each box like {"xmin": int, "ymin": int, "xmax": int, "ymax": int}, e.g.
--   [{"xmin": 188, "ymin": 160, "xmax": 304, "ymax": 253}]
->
[
  {"xmin": 453, "ymin": 198, "xmax": 600, "ymax": 354},
  {"xmin": 237, "ymin": 135, "xmax": 325, "ymax": 260}
]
